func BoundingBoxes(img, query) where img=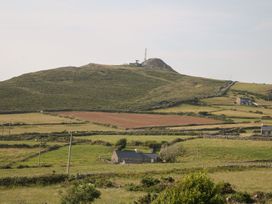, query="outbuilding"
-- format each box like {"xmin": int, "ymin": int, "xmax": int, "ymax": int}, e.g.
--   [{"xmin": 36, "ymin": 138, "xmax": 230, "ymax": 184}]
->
[{"xmin": 261, "ymin": 126, "xmax": 272, "ymax": 136}]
